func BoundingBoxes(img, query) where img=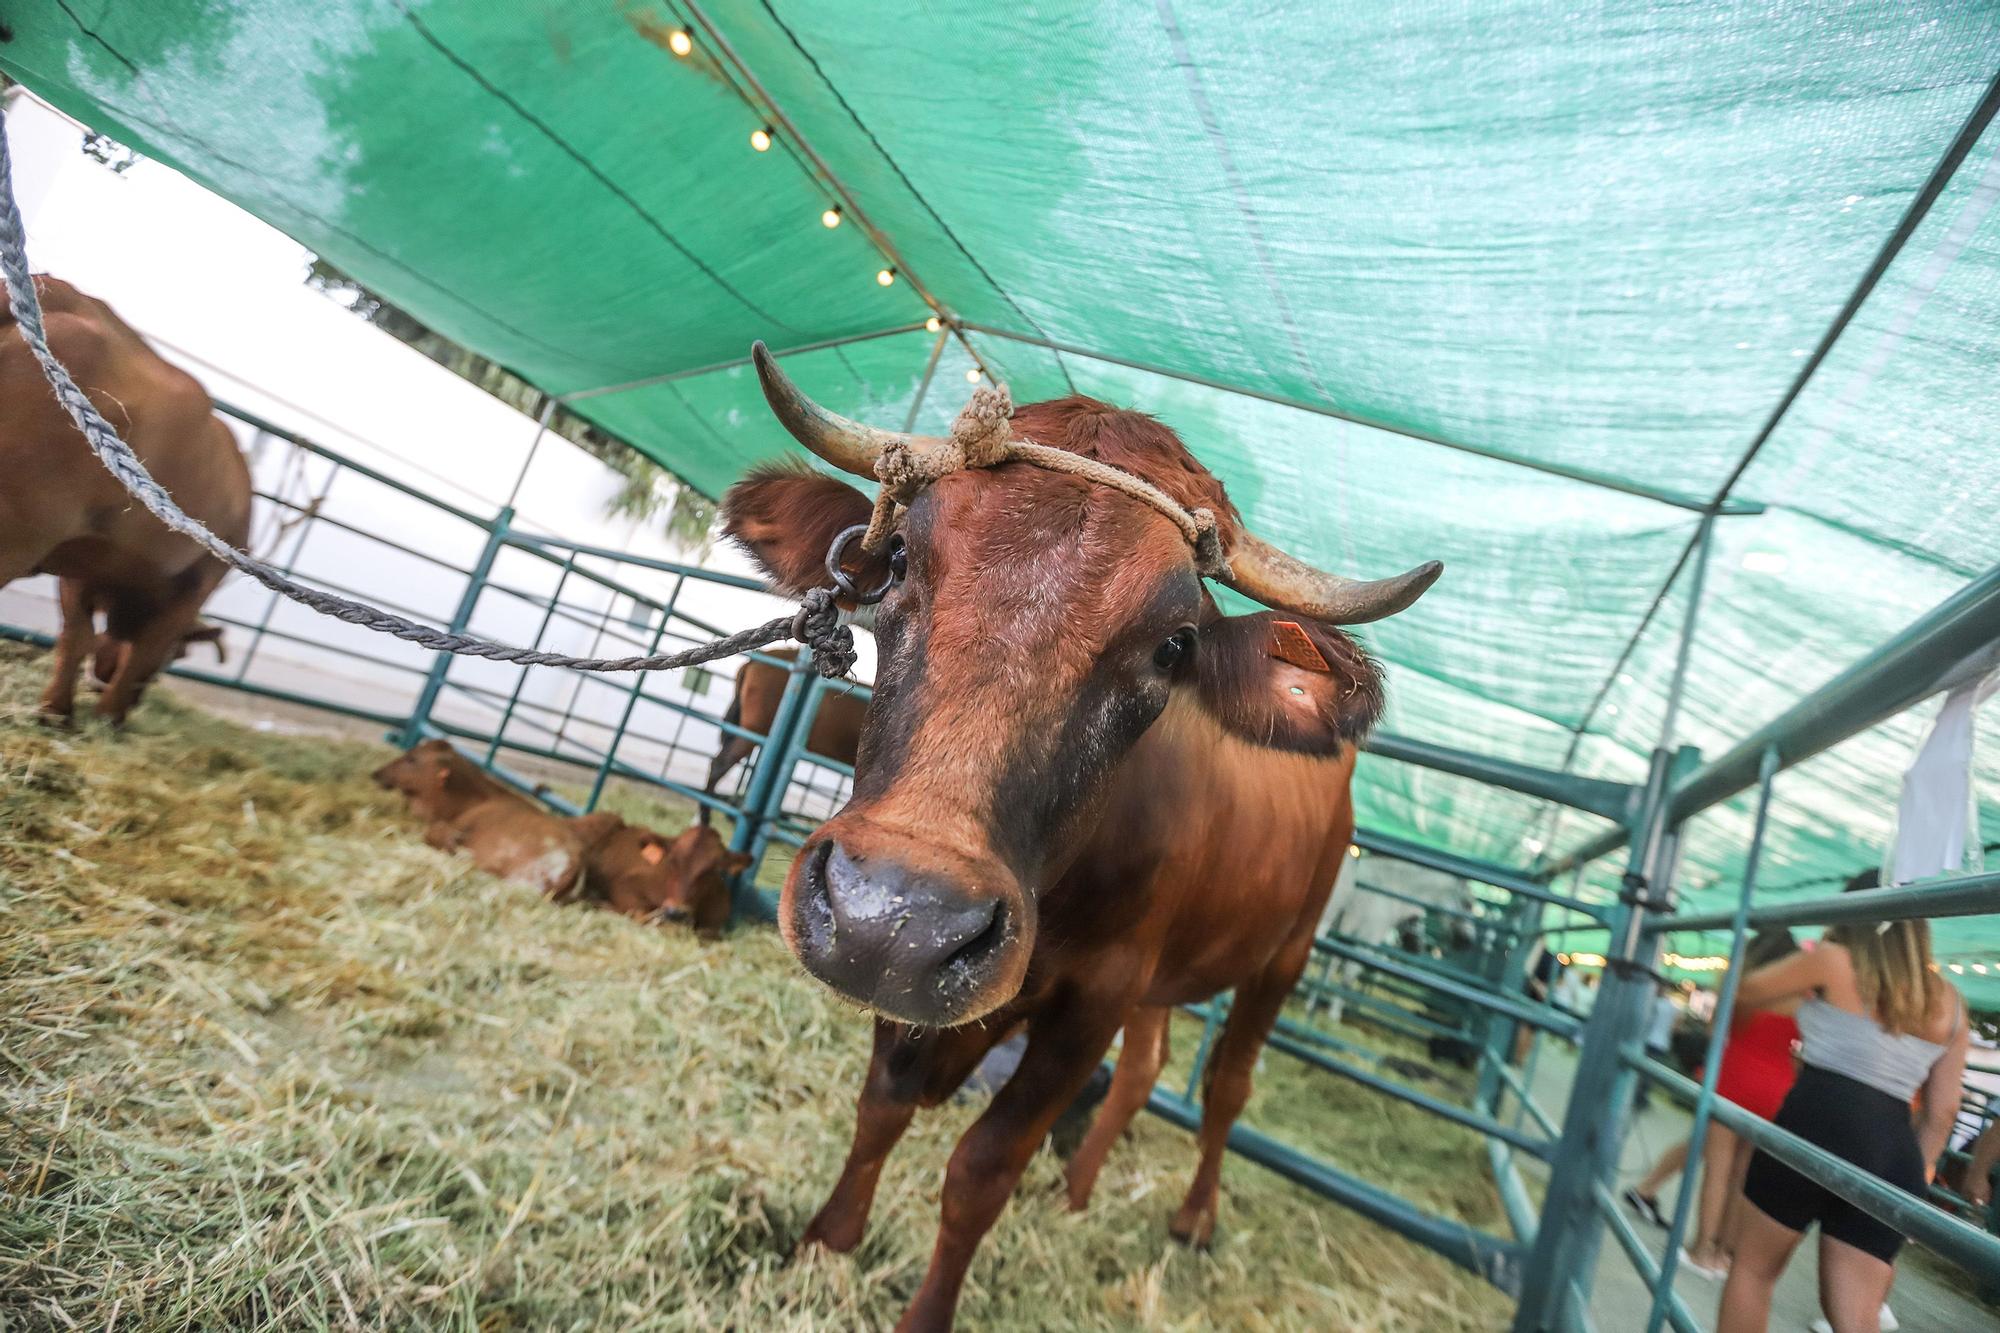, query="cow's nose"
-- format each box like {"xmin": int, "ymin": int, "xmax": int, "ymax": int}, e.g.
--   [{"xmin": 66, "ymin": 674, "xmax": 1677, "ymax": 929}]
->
[{"xmin": 791, "ymin": 840, "xmax": 1011, "ymax": 1026}]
